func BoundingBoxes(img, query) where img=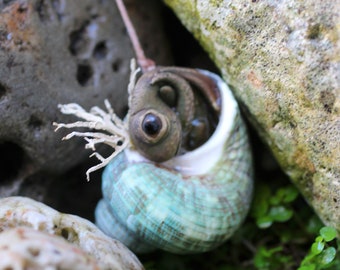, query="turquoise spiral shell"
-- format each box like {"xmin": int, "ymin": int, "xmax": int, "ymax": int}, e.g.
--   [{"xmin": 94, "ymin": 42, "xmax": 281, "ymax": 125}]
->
[{"xmin": 95, "ymin": 71, "xmax": 253, "ymax": 254}]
